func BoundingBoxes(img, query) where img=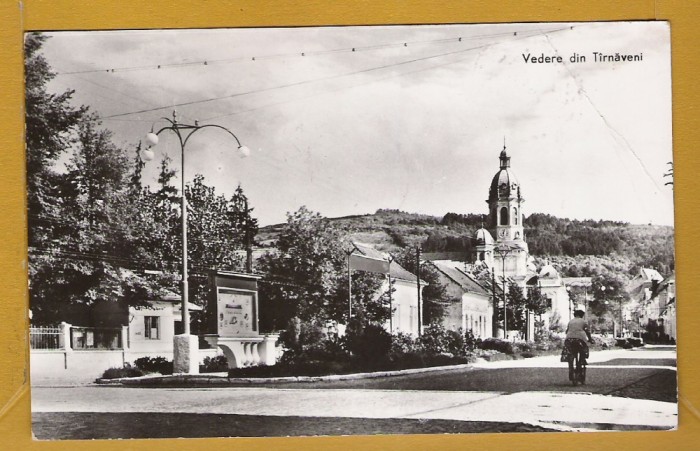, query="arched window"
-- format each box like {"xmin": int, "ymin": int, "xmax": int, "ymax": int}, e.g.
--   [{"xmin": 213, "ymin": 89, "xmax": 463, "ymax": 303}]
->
[
  {"xmin": 500, "ymin": 207, "xmax": 509, "ymax": 225},
  {"xmin": 513, "ymin": 207, "xmax": 518, "ymax": 225},
  {"xmin": 479, "ymin": 252, "xmax": 485, "ymax": 261}
]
